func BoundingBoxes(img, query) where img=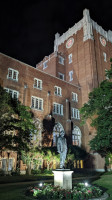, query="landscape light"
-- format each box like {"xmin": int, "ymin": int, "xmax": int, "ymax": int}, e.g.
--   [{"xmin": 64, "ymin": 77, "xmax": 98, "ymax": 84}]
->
[
  {"xmin": 85, "ymin": 182, "xmax": 88, "ymax": 187},
  {"xmin": 39, "ymin": 183, "xmax": 43, "ymax": 187}
]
